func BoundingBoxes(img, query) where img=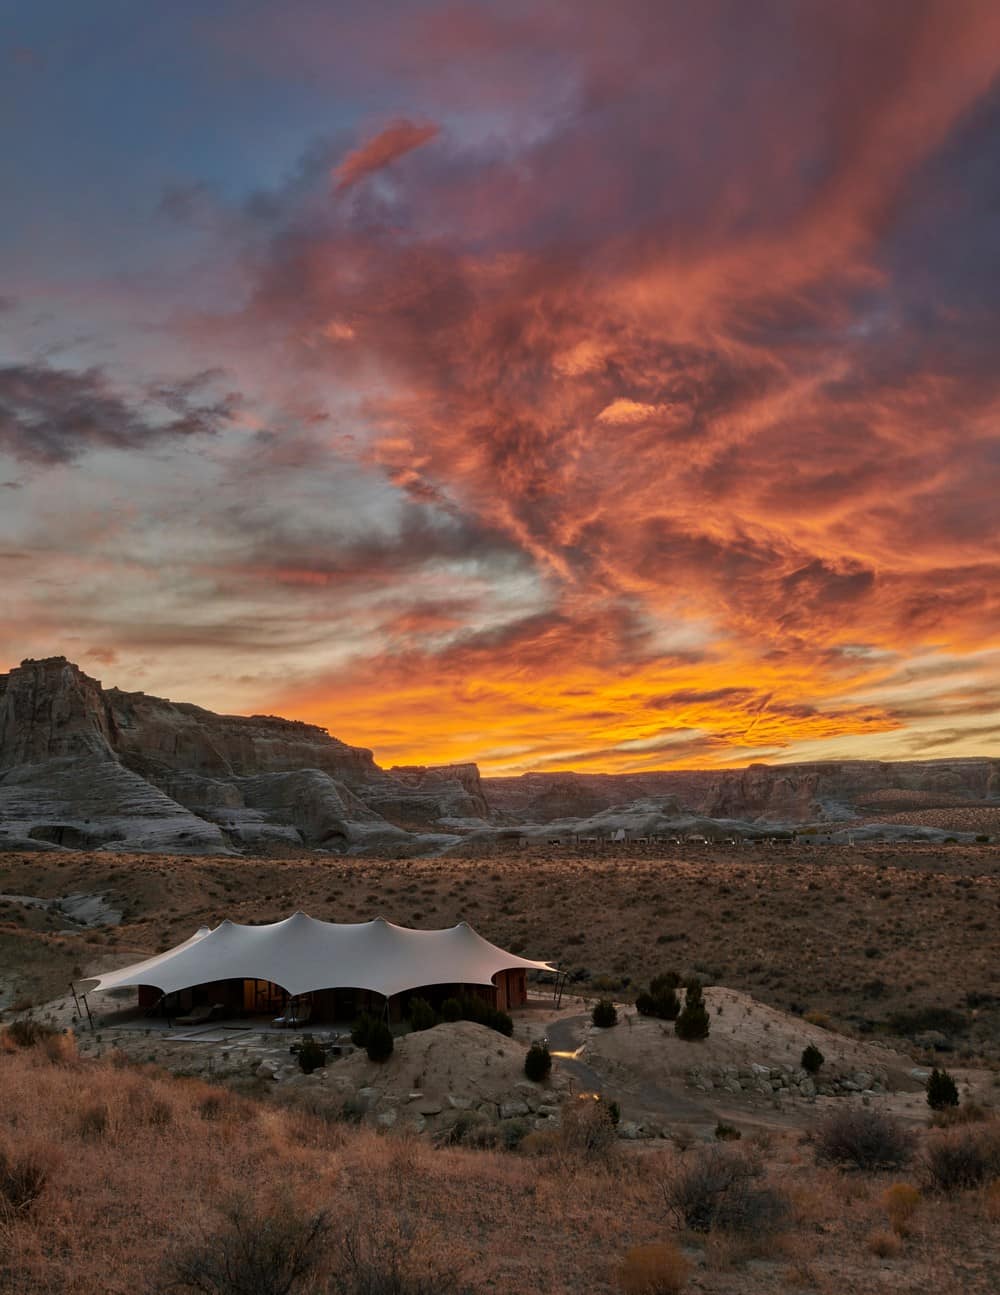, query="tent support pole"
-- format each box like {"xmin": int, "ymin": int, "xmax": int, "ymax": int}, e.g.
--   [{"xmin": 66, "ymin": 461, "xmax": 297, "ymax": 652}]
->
[
  {"xmin": 81, "ymin": 993, "xmax": 94, "ymax": 1031},
  {"xmin": 69, "ymin": 981, "xmax": 83, "ymax": 1022}
]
